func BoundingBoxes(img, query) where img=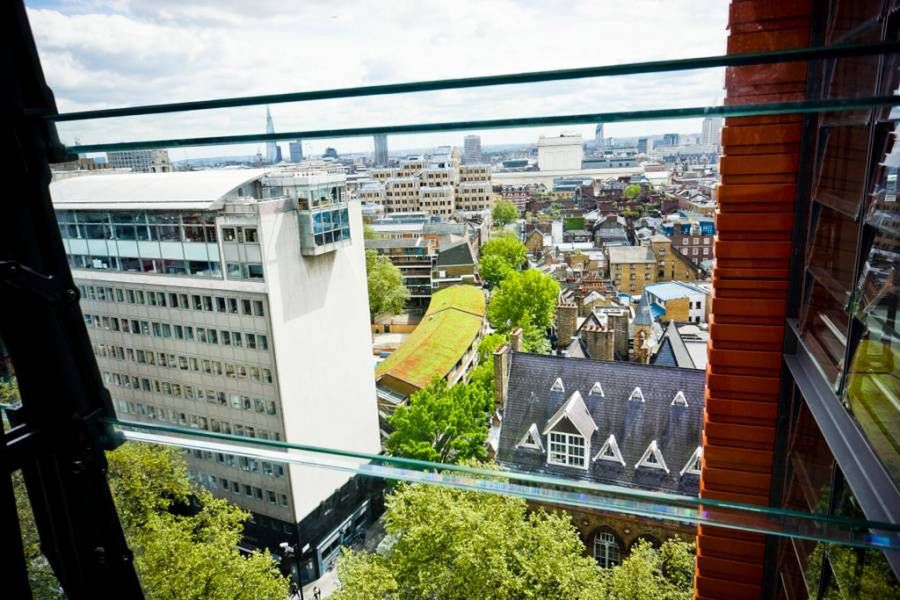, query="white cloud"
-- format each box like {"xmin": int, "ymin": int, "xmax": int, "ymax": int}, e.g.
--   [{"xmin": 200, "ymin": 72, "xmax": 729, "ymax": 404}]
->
[{"xmin": 27, "ymin": 1, "xmax": 728, "ymax": 158}]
